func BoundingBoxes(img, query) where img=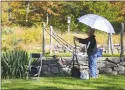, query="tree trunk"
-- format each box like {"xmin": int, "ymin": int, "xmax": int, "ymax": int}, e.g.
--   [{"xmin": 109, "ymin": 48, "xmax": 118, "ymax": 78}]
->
[
  {"xmin": 26, "ymin": 1, "xmax": 30, "ymax": 22},
  {"xmin": 7, "ymin": 2, "xmax": 11, "ymax": 22}
]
